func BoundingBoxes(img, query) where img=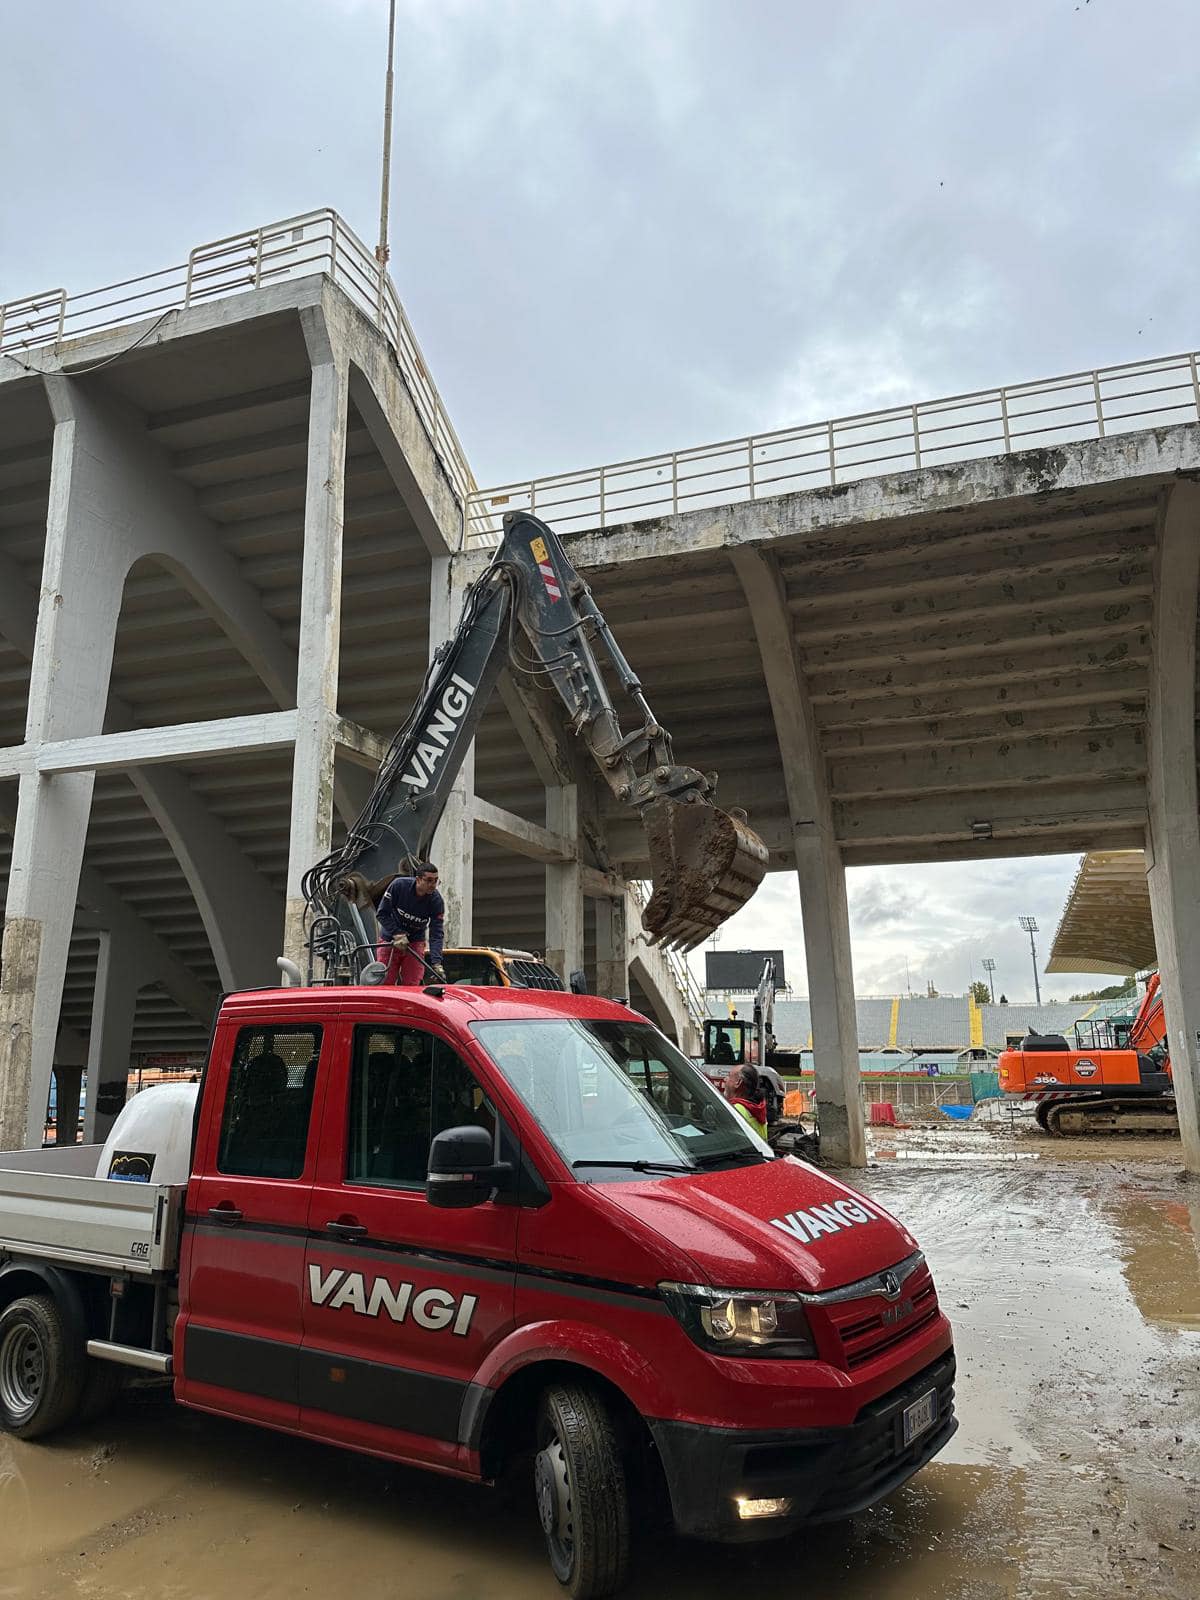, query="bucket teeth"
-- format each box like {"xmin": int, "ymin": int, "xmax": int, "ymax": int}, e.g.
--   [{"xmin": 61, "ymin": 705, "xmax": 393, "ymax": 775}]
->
[{"xmin": 640, "ymin": 799, "xmax": 769, "ymax": 951}]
